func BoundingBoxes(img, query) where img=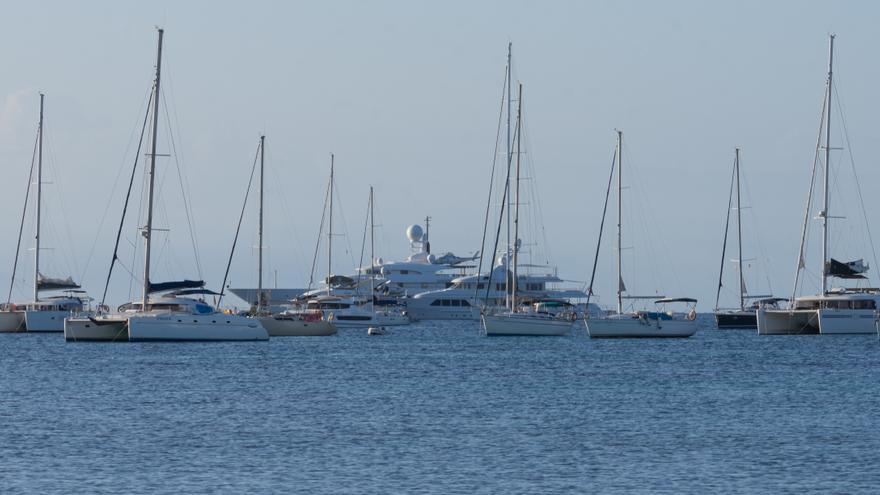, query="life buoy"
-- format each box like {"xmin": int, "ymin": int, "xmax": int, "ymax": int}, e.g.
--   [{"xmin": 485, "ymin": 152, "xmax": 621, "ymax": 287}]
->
[{"xmin": 686, "ymin": 309, "xmax": 697, "ymax": 321}]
